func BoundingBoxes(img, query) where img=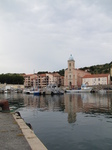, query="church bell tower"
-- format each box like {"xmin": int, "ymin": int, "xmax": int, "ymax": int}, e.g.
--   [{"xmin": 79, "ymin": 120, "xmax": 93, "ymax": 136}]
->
[{"xmin": 68, "ymin": 54, "xmax": 75, "ymax": 88}]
